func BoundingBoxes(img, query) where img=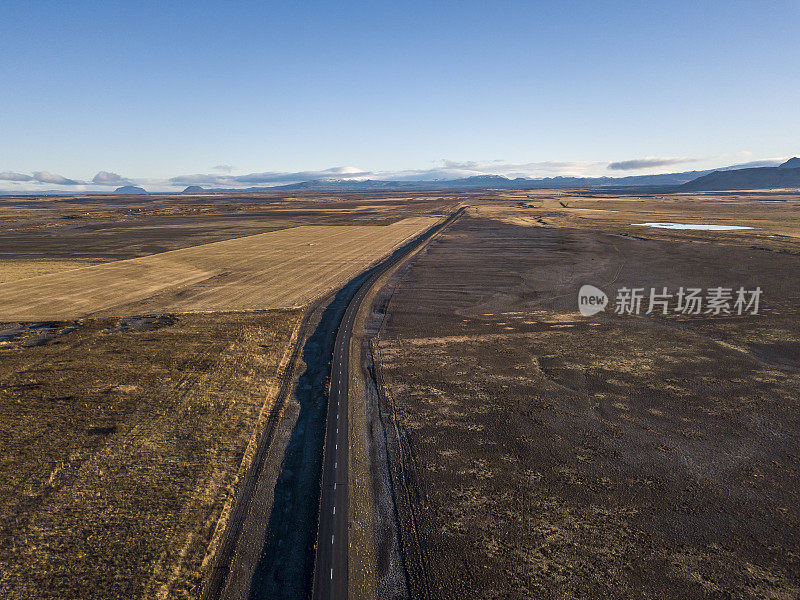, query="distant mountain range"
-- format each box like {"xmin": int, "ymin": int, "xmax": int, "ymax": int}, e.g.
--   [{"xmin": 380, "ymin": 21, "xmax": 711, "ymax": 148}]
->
[
  {"xmin": 187, "ymin": 169, "xmax": 719, "ymax": 194},
  {"xmin": 185, "ymin": 158, "xmax": 800, "ymax": 193},
  {"xmin": 273, "ymin": 171, "xmax": 709, "ymax": 191},
  {"xmin": 3, "ymin": 158, "xmax": 798, "ymax": 196}
]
